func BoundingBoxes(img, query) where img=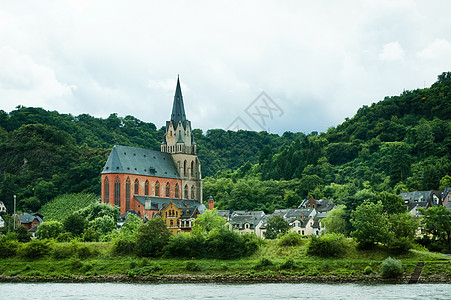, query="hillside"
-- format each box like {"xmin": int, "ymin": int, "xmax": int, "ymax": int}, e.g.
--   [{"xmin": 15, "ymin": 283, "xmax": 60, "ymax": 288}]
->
[{"xmin": 0, "ymin": 72, "xmax": 450, "ymax": 213}]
